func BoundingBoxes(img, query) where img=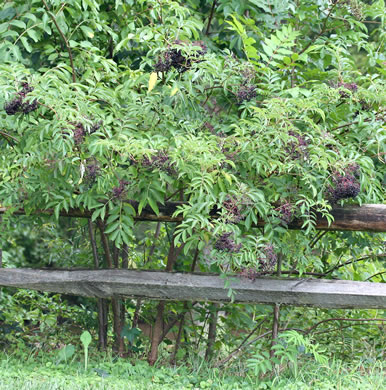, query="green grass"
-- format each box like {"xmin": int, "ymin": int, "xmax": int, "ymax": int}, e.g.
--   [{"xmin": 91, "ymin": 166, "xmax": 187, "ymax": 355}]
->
[{"xmin": 0, "ymin": 348, "xmax": 384, "ymax": 390}]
